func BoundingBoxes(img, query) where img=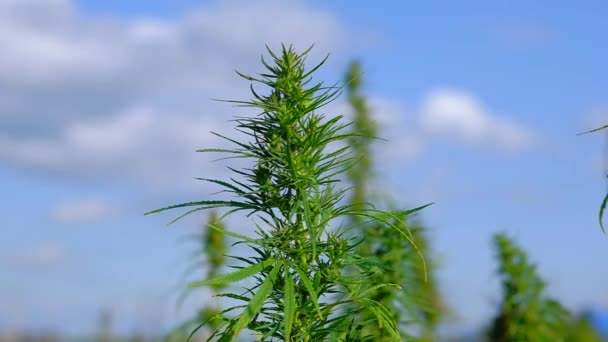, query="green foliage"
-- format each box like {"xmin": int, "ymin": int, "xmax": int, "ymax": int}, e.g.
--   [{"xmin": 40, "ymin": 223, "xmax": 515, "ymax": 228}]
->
[
  {"xmin": 165, "ymin": 212, "xmax": 228, "ymax": 341},
  {"xmin": 147, "ymin": 45, "xmax": 429, "ymax": 341},
  {"xmin": 566, "ymin": 312, "xmax": 606, "ymax": 342},
  {"xmin": 344, "ymin": 61, "xmax": 377, "ymax": 216},
  {"xmin": 405, "ymin": 222, "xmax": 444, "ymax": 341},
  {"xmin": 487, "ymin": 233, "xmax": 571, "ymax": 342},
  {"xmin": 343, "ymin": 60, "xmax": 443, "ymax": 341},
  {"xmin": 204, "ymin": 211, "xmax": 228, "ymax": 288}
]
